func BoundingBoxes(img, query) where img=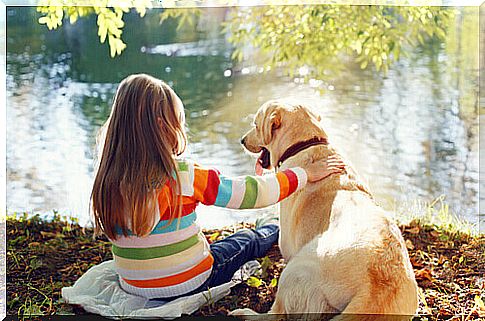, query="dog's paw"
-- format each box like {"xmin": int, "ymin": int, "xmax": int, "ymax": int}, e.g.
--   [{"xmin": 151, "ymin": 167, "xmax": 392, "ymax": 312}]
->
[{"xmin": 229, "ymin": 308, "xmax": 260, "ymax": 317}]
